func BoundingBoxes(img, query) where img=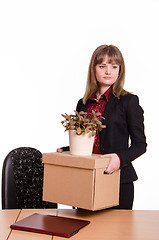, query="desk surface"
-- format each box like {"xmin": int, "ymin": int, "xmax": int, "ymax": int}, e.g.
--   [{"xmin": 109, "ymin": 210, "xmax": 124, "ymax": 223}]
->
[{"xmin": 1, "ymin": 209, "xmax": 159, "ymax": 240}]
